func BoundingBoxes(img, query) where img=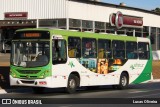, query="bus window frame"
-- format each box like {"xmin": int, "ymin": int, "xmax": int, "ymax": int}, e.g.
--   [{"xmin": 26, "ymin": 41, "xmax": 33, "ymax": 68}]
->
[
  {"xmin": 82, "ymin": 37, "xmax": 97, "ymax": 58},
  {"xmin": 138, "ymin": 42, "xmax": 150, "ymax": 60},
  {"xmin": 126, "ymin": 41, "xmax": 138, "ymax": 59},
  {"xmin": 112, "ymin": 40, "xmax": 125, "ymax": 59},
  {"xmin": 68, "ymin": 36, "xmax": 81, "ymax": 58},
  {"xmin": 98, "ymin": 39, "xmax": 112, "ymax": 59}
]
